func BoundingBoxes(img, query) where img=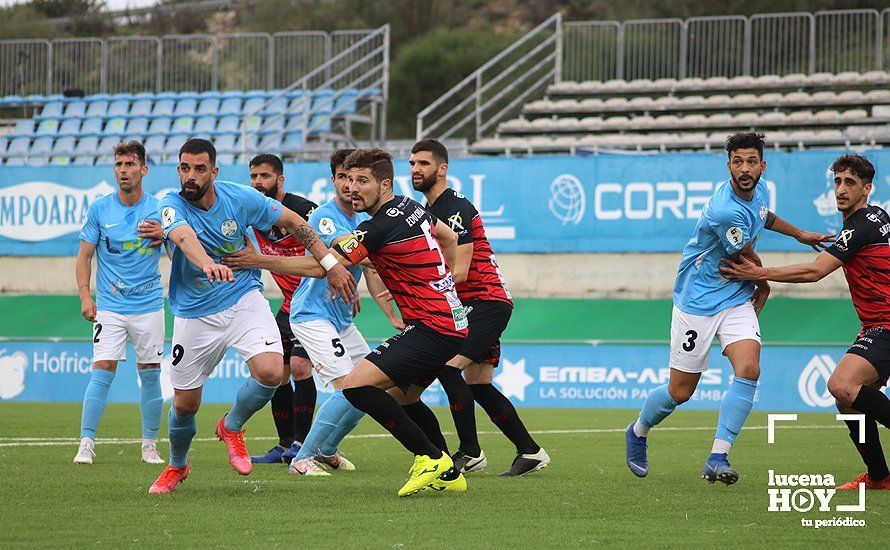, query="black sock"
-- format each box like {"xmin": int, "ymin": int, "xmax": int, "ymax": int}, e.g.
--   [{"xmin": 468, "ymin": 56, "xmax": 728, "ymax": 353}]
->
[
  {"xmin": 852, "ymin": 385, "xmax": 890, "ymax": 428},
  {"xmin": 438, "ymin": 366, "xmax": 480, "ymax": 456},
  {"xmin": 292, "ymin": 377, "xmax": 317, "ymax": 444},
  {"xmin": 470, "ymin": 383, "xmax": 540, "ymax": 455},
  {"xmin": 403, "ymin": 401, "xmax": 449, "ymax": 455},
  {"xmin": 845, "ymin": 417, "xmax": 890, "ymax": 480},
  {"xmin": 270, "ymin": 382, "xmax": 294, "ymax": 448},
  {"xmin": 343, "ymin": 386, "xmax": 443, "ymax": 458}
]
